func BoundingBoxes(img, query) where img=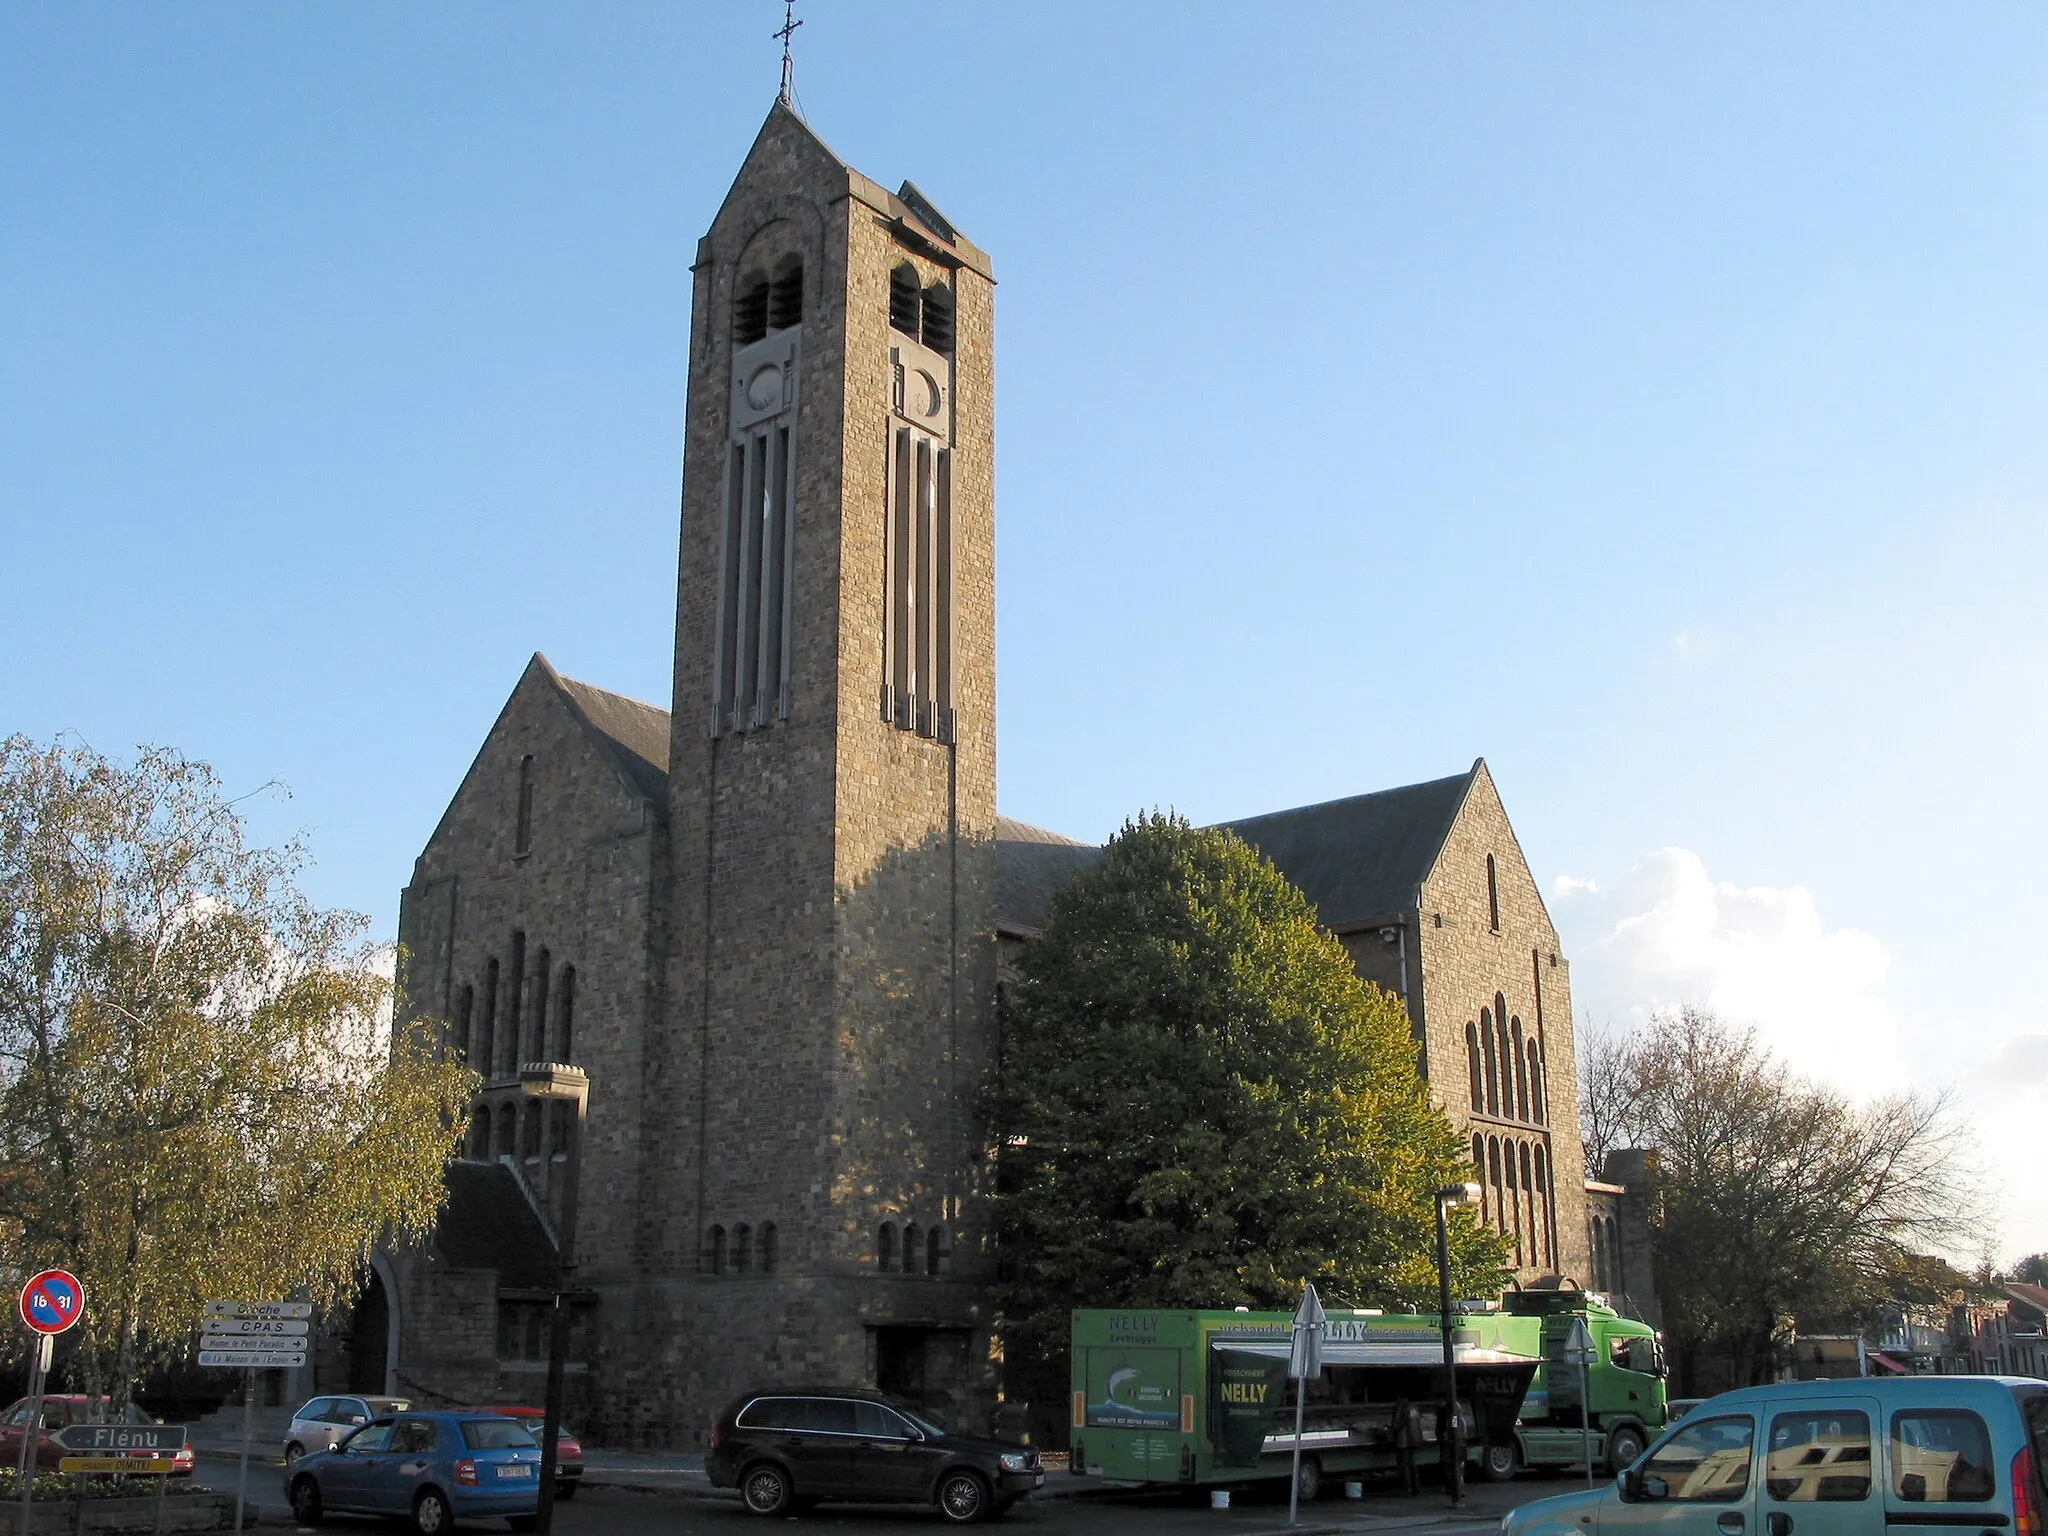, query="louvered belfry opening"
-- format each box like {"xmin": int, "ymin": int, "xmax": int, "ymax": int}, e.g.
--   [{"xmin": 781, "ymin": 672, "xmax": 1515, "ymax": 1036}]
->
[
  {"xmin": 733, "ymin": 276, "xmax": 769, "ymax": 346},
  {"xmin": 889, "ymin": 263, "xmax": 921, "ymax": 335},
  {"xmin": 767, "ymin": 256, "xmax": 803, "ymax": 332},
  {"xmin": 919, "ymin": 284, "xmax": 953, "ymax": 353},
  {"xmin": 712, "ymin": 255, "xmax": 804, "ymax": 736}
]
